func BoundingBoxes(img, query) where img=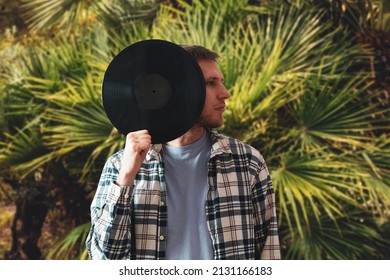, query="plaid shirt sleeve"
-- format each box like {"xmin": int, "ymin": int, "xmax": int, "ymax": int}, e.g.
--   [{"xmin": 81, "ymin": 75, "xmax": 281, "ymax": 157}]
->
[
  {"xmin": 85, "ymin": 152, "xmax": 134, "ymax": 260},
  {"xmin": 252, "ymin": 154, "xmax": 281, "ymax": 259}
]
